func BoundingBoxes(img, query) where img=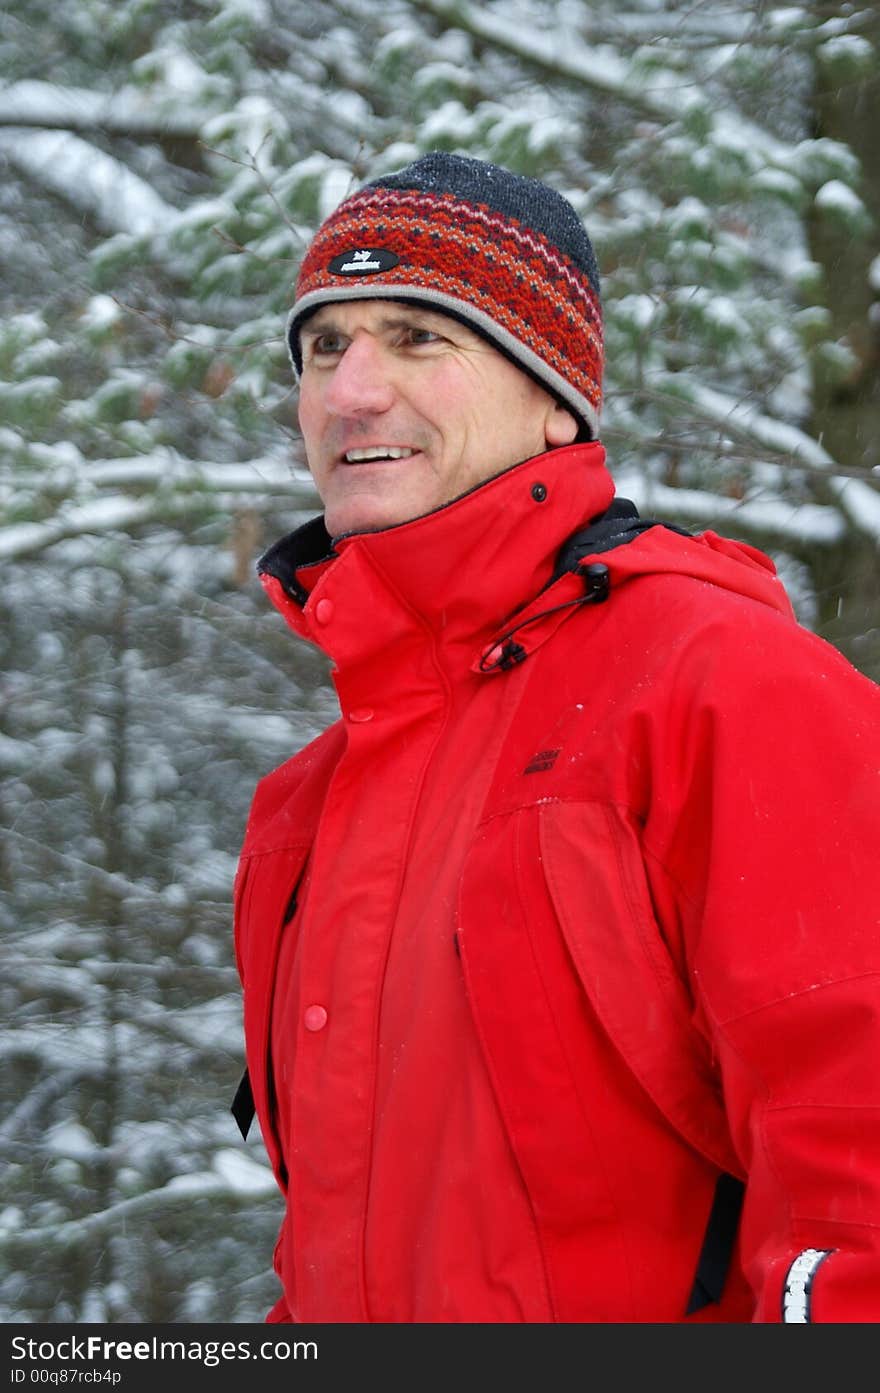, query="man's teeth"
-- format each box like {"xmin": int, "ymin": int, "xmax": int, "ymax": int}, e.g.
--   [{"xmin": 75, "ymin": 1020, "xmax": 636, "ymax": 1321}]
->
[{"xmin": 344, "ymin": 446, "xmax": 416, "ymax": 462}]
